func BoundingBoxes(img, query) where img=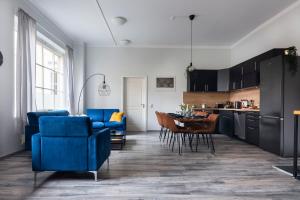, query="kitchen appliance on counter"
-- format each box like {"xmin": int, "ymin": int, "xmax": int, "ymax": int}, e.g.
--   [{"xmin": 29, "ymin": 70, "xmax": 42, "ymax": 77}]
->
[
  {"xmin": 215, "ymin": 103, "xmax": 225, "ymax": 108},
  {"xmin": 224, "ymin": 101, "xmax": 234, "ymax": 109},
  {"xmin": 234, "ymin": 101, "xmax": 242, "ymax": 109},
  {"xmin": 241, "ymin": 99, "xmax": 249, "ymax": 108}
]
